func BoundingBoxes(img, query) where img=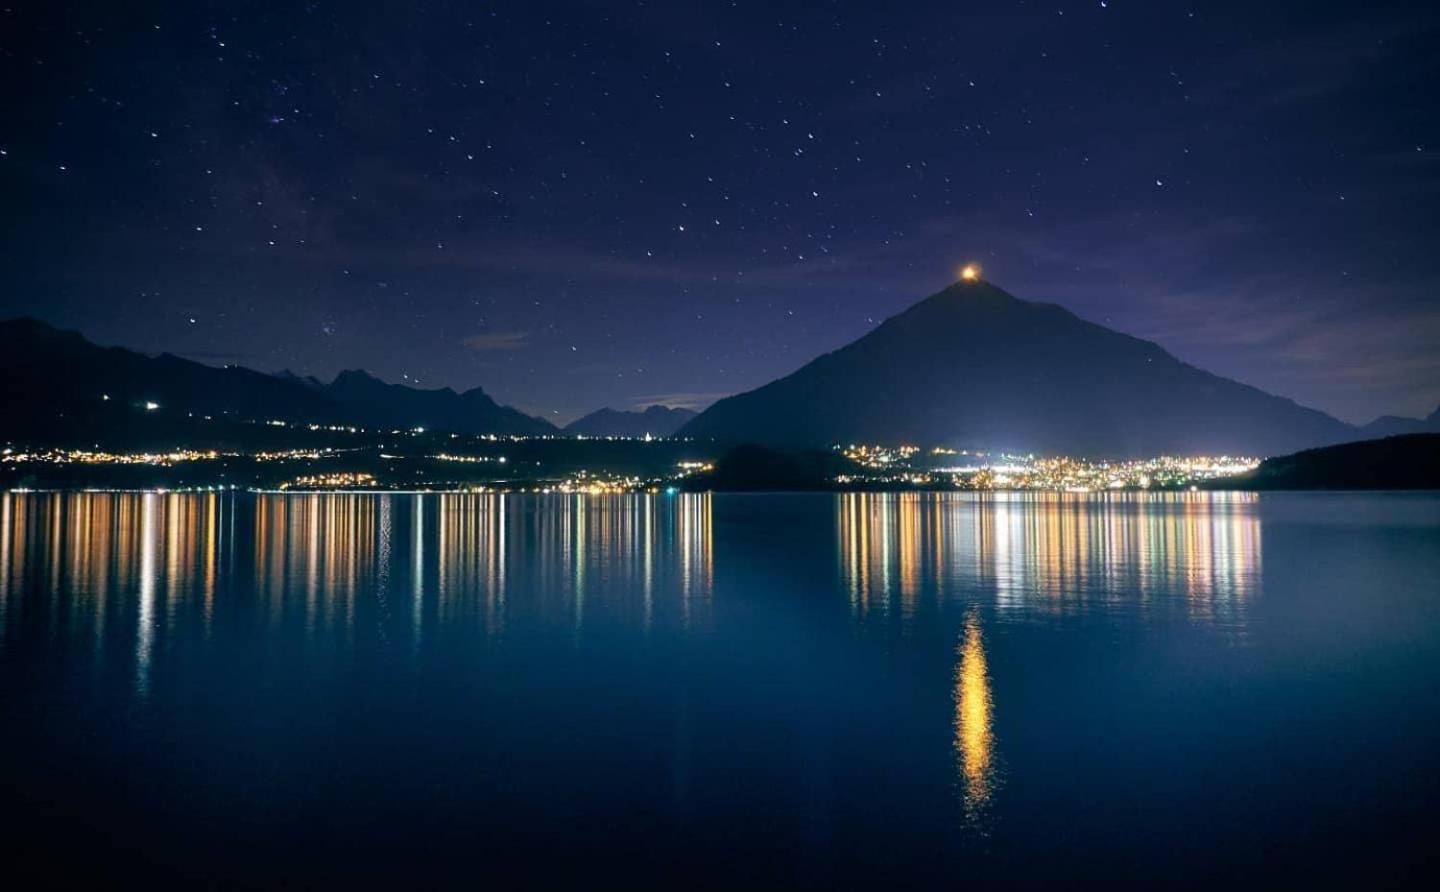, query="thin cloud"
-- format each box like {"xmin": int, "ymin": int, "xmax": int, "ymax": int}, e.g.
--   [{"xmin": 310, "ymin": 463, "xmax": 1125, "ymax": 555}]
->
[
  {"xmin": 629, "ymin": 392, "xmax": 730, "ymax": 411},
  {"xmin": 461, "ymin": 331, "xmax": 530, "ymax": 352}
]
